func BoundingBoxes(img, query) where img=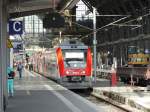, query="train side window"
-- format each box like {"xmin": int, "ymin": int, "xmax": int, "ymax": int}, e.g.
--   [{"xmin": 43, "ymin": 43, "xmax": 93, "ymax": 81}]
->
[
  {"xmin": 138, "ymin": 58, "xmax": 142, "ymax": 62},
  {"xmin": 128, "ymin": 58, "xmax": 131, "ymax": 62},
  {"xmin": 131, "ymin": 58, "xmax": 135, "ymax": 62}
]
